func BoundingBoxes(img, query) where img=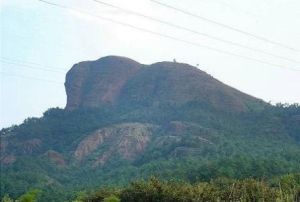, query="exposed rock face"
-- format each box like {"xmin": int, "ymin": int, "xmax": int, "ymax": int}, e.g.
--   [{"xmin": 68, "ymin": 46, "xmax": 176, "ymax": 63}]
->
[
  {"xmin": 65, "ymin": 56, "xmax": 263, "ymax": 112},
  {"xmin": 22, "ymin": 138, "xmax": 42, "ymax": 154},
  {"xmin": 0, "ymin": 154, "xmax": 16, "ymax": 165},
  {"xmin": 74, "ymin": 127, "xmax": 112, "ymax": 161},
  {"xmin": 74, "ymin": 123, "xmax": 155, "ymax": 166},
  {"xmin": 119, "ymin": 62, "xmax": 260, "ymax": 112},
  {"xmin": 0, "ymin": 140, "xmax": 7, "ymax": 154},
  {"xmin": 45, "ymin": 150, "xmax": 66, "ymax": 166},
  {"xmin": 72, "ymin": 120, "xmax": 219, "ymax": 167},
  {"xmin": 0, "ymin": 139, "xmax": 14, "ymax": 165},
  {"xmin": 65, "ymin": 56, "xmax": 141, "ymax": 110},
  {"xmin": 165, "ymin": 121, "xmax": 188, "ymax": 134}
]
